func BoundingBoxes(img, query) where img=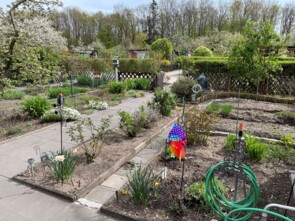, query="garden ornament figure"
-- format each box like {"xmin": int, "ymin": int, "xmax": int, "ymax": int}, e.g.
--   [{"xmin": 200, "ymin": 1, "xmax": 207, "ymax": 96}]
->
[
  {"xmin": 27, "ymin": 158, "xmax": 35, "ymax": 177},
  {"xmin": 198, "ymin": 73, "xmax": 209, "ymax": 90}
]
